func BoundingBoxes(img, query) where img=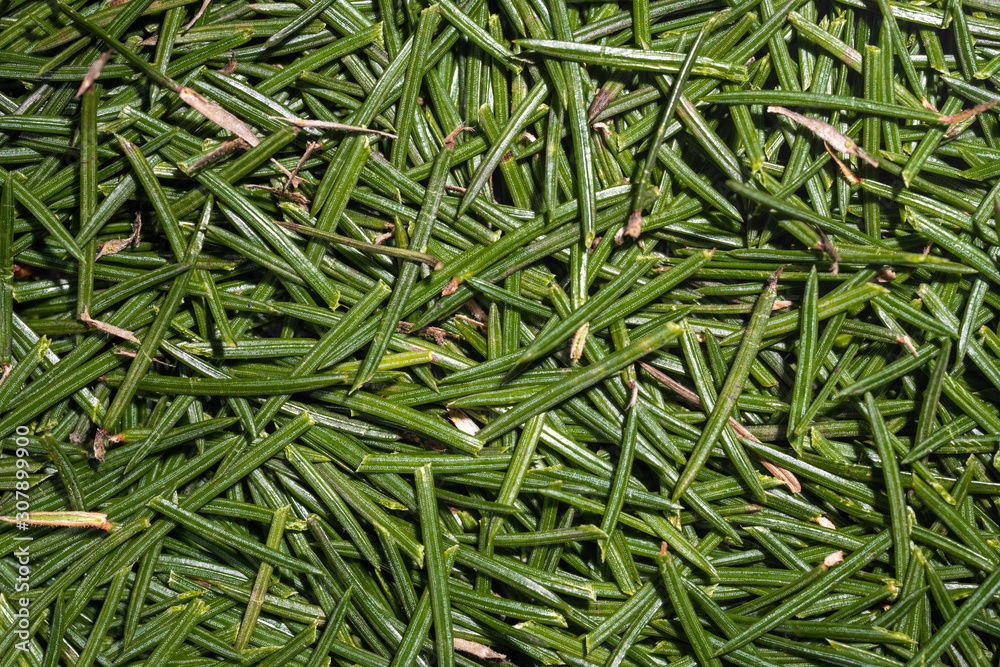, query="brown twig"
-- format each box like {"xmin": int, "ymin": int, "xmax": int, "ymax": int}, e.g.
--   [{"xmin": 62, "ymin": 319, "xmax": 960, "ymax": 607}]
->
[
  {"xmin": 769, "ymin": 105, "xmax": 878, "ymax": 167},
  {"xmin": 285, "ymin": 141, "xmax": 323, "ymax": 190},
  {"xmin": 270, "ymin": 116, "xmax": 397, "ymax": 138},
  {"xmin": 75, "ymin": 50, "xmax": 112, "ymax": 98},
  {"xmin": 444, "ymin": 122, "xmax": 474, "ymax": 150},
  {"xmin": 80, "ymin": 305, "xmax": 140, "ymax": 345},
  {"xmin": 639, "ymin": 362, "xmax": 802, "ymax": 492},
  {"xmin": 940, "ymin": 99, "xmax": 997, "ymax": 124},
  {"xmin": 188, "ymin": 137, "xmax": 249, "ymax": 172},
  {"xmin": 181, "ymin": 0, "xmax": 212, "ymax": 31},
  {"xmin": 824, "ymin": 142, "xmax": 861, "ymax": 185}
]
